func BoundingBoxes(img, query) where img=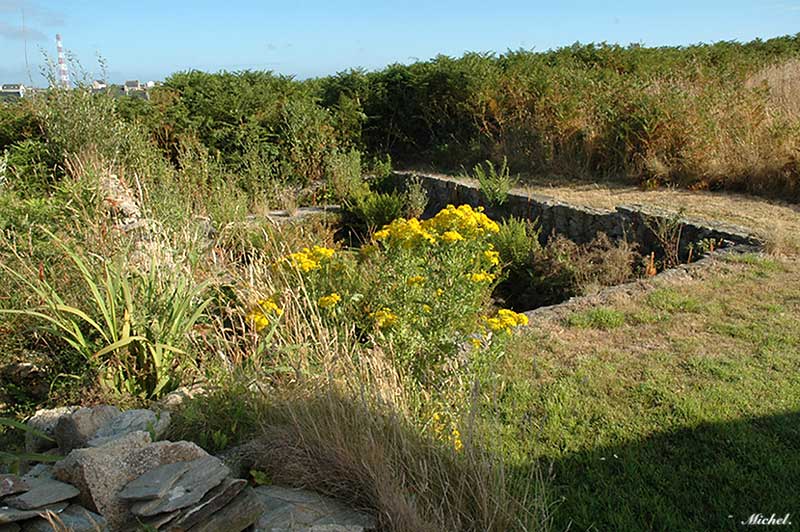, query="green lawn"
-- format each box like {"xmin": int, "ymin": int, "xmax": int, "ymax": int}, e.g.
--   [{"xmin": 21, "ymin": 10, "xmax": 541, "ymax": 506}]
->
[{"xmin": 496, "ymin": 254, "xmax": 800, "ymax": 530}]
